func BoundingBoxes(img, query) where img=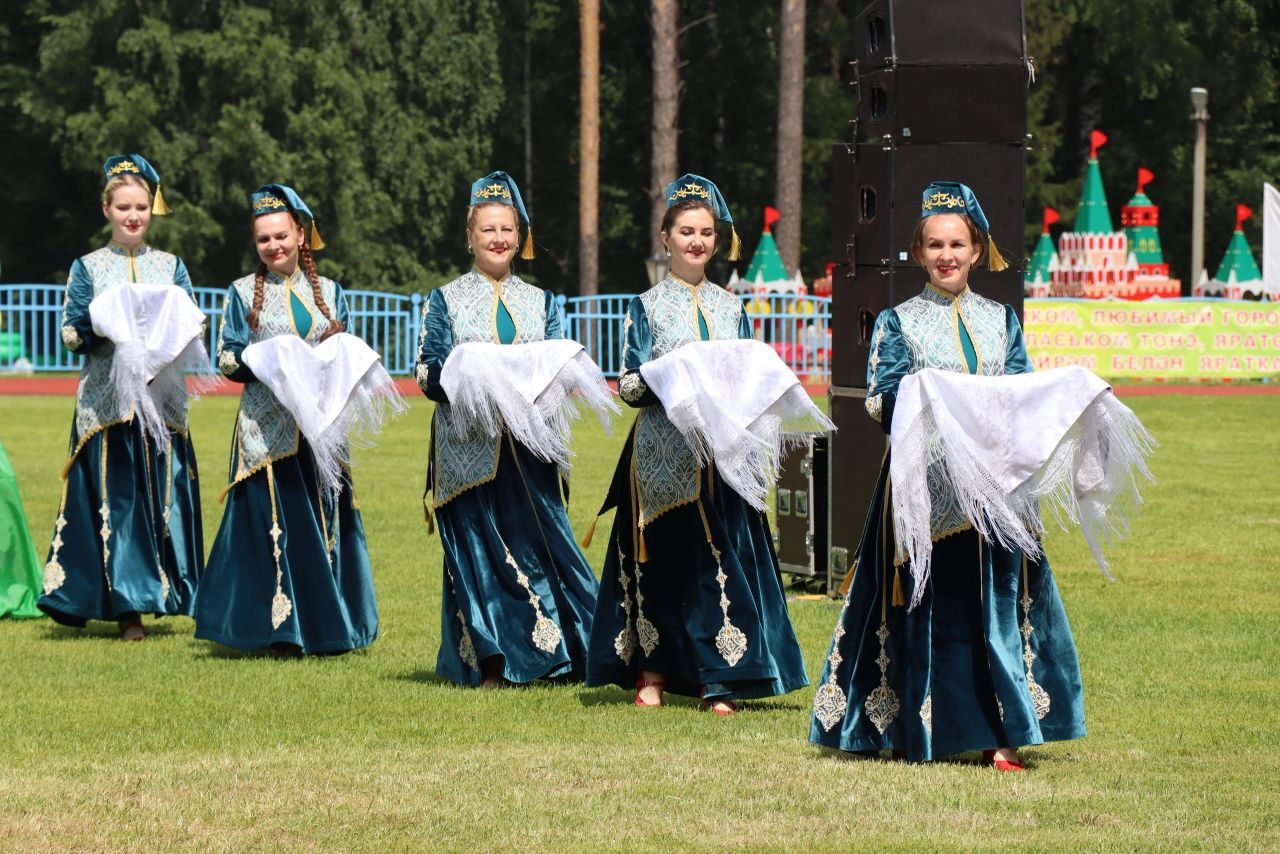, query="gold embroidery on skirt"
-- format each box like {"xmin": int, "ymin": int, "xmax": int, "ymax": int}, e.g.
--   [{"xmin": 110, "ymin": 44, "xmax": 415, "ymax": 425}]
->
[
  {"xmin": 696, "ymin": 494, "xmax": 746, "ymax": 667},
  {"xmin": 505, "ymin": 546, "xmax": 562, "ymax": 654},
  {"xmin": 42, "ymin": 479, "xmax": 70, "ymax": 594},
  {"xmin": 864, "ymin": 491, "xmax": 900, "ymax": 734},
  {"xmin": 267, "ymin": 464, "xmax": 293, "ymax": 630},
  {"xmin": 813, "ymin": 572, "xmax": 854, "ymax": 732},
  {"xmin": 613, "ymin": 544, "xmax": 637, "ymax": 664},
  {"xmin": 1021, "ymin": 555, "xmax": 1051, "ymax": 720}
]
